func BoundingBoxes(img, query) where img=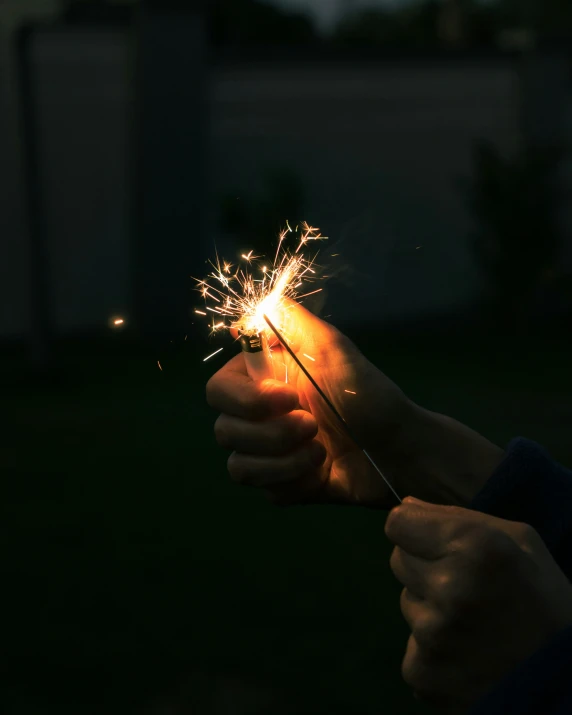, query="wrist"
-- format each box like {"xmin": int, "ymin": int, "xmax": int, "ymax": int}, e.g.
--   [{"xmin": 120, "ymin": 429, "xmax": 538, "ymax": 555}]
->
[{"xmin": 391, "ymin": 403, "xmax": 505, "ymax": 507}]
